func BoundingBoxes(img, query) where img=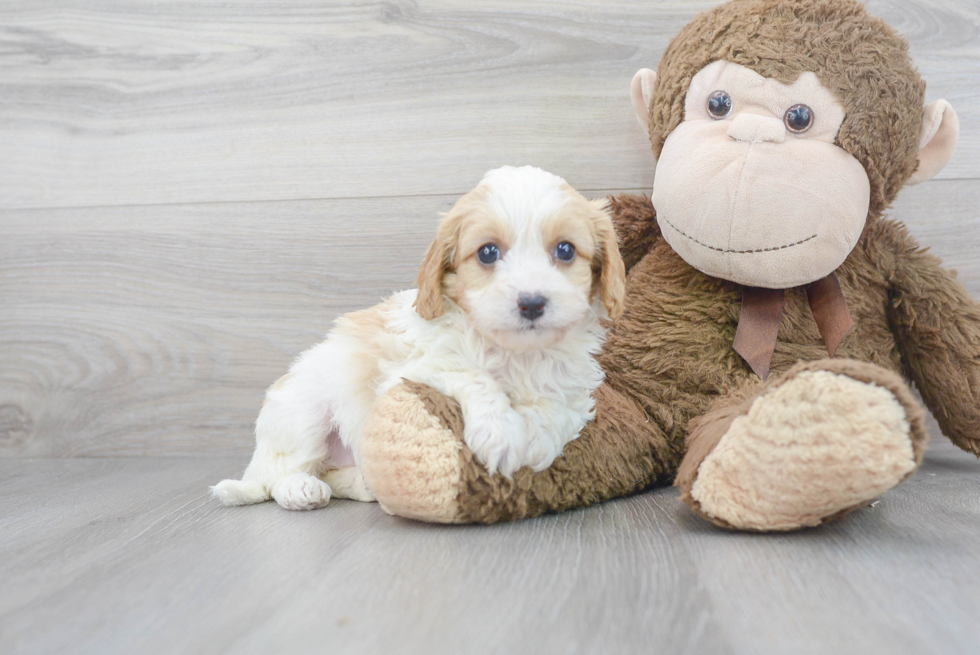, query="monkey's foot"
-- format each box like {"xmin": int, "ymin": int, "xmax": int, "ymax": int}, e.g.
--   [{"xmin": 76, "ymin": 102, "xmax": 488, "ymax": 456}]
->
[{"xmin": 676, "ymin": 360, "xmax": 928, "ymax": 531}]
